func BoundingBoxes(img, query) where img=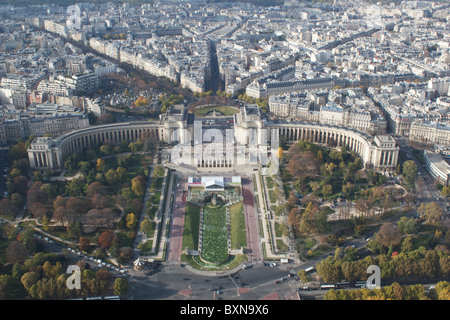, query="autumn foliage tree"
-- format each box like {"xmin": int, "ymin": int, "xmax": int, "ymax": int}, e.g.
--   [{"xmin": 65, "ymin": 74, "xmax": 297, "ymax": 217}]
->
[
  {"xmin": 376, "ymin": 223, "xmax": 402, "ymax": 248},
  {"xmin": 131, "ymin": 175, "xmax": 146, "ymax": 197},
  {"xmin": 97, "ymin": 231, "xmax": 118, "ymax": 249},
  {"xmin": 79, "ymin": 236, "xmax": 91, "ymax": 252}
]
